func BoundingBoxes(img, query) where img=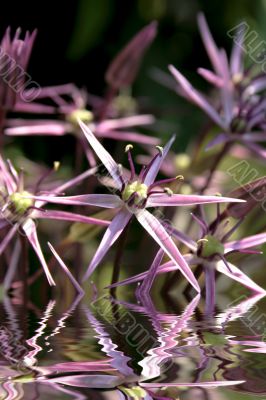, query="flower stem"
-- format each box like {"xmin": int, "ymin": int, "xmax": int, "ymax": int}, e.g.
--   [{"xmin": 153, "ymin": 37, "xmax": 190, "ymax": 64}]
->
[
  {"xmin": 199, "ymin": 142, "xmax": 232, "ymax": 194},
  {"xmin": 163, "ymin": 142, "xmax": 232, "ymax": 293}
]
